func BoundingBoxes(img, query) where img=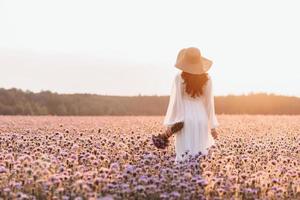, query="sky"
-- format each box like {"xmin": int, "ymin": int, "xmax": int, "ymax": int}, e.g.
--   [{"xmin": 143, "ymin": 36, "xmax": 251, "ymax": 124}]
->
[{"xmin": 0, "ymin": 0, "xmax": 299, "ymax": 96}]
